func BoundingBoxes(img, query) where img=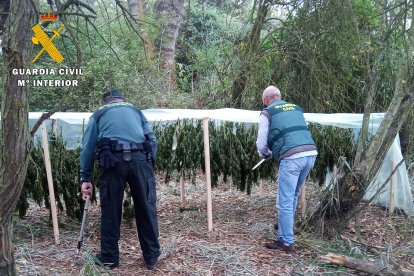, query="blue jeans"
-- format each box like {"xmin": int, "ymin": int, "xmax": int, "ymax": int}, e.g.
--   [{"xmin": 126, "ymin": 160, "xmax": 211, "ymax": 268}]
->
[{"xmin": 277, "ymin": 155, "xmax": 316, "ymax": 244}]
